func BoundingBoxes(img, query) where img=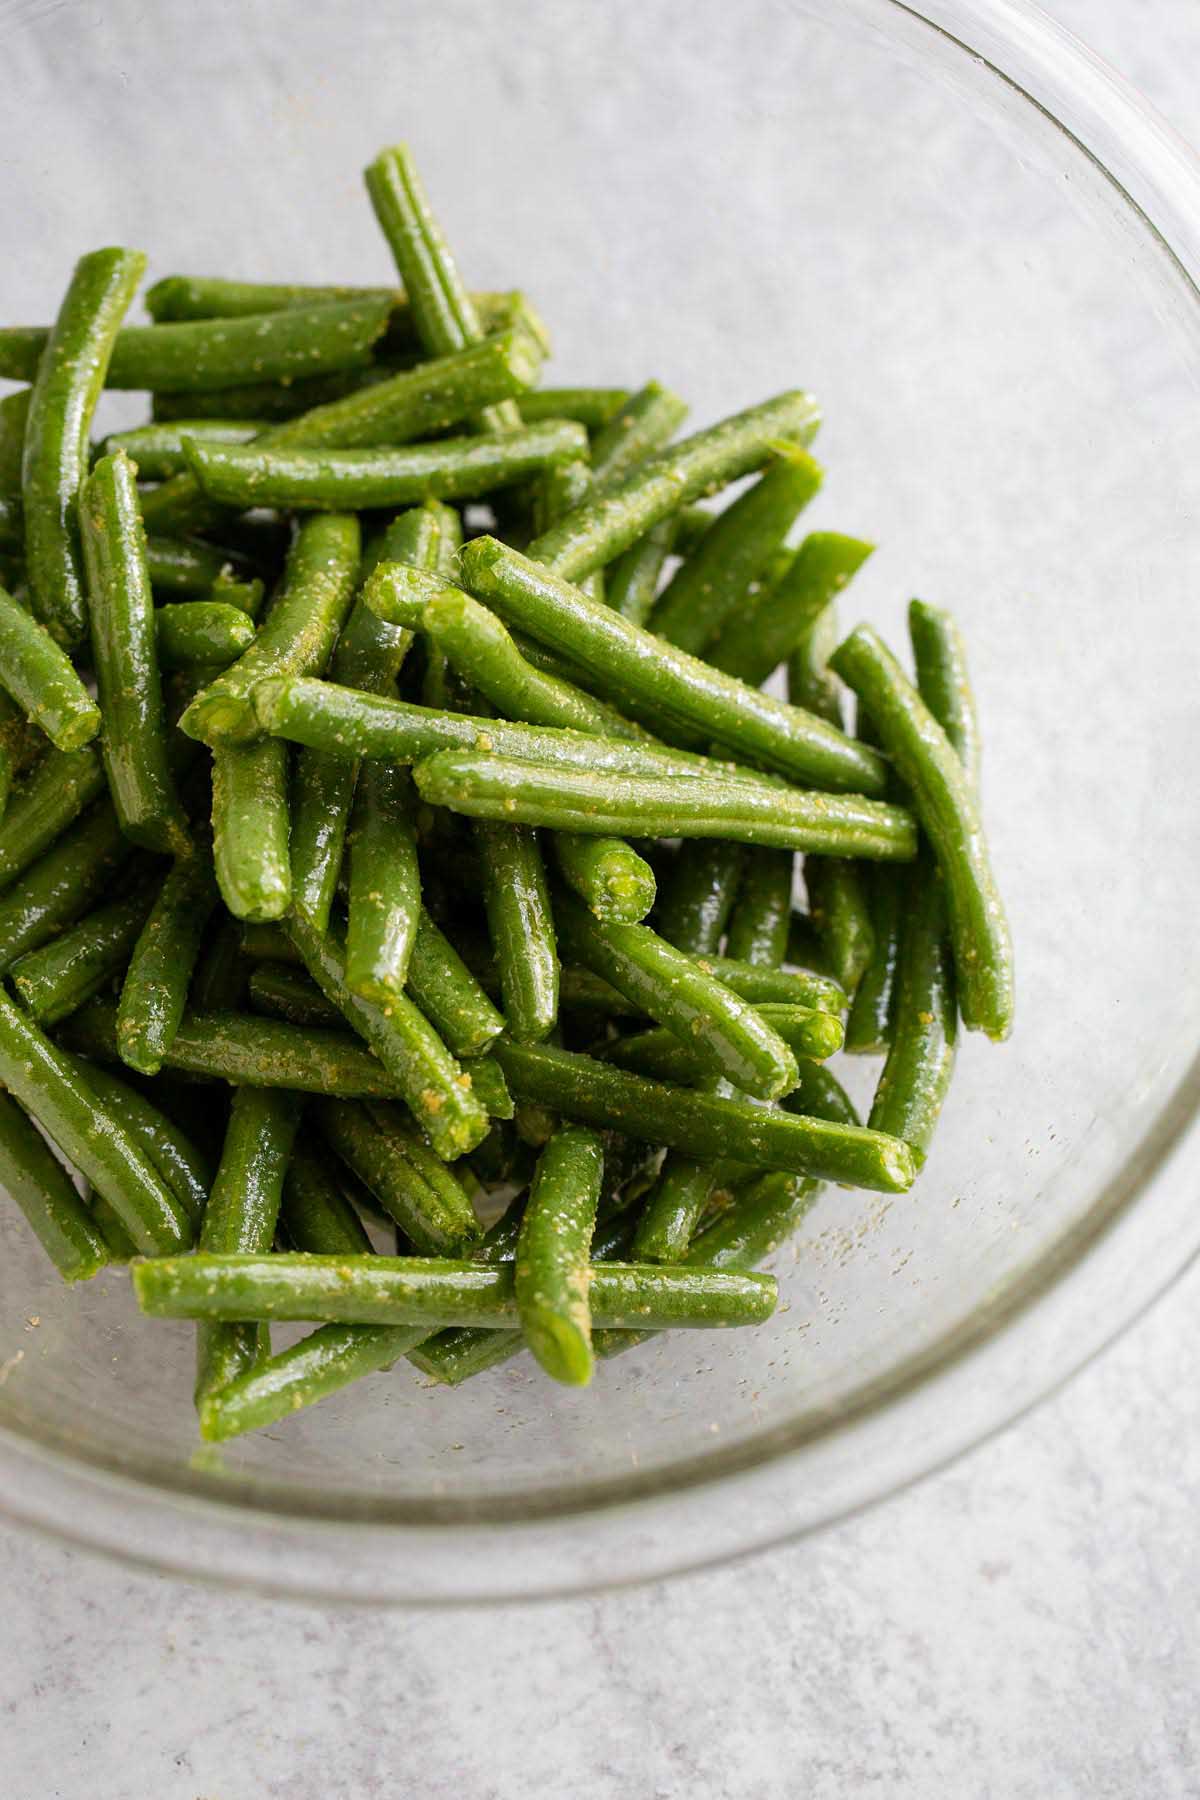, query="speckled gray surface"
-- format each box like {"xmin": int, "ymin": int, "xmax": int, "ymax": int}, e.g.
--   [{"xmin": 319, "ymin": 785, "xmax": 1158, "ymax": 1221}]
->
[{"xmin": 3, "ymin": 3, "xmax": 1200, "ymax": 1794}]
